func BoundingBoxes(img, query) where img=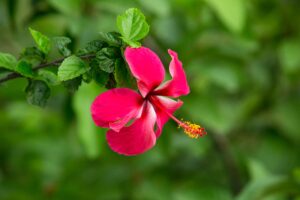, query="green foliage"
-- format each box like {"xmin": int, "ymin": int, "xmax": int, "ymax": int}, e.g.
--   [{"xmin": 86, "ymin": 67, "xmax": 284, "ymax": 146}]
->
[
  {"xmin": 117, "ymin": 8, "xmax": 150, "ymax": 47},
  {"xmin": 204, "ymin": 0, "xmax": 246, "ymax": 33},
  {"xmin": 15, "ymin": 60, "xmax": 35, "ymax": 78},
  {"xmin": 0, "ymin": 52, "xmax": 17, "ymax": 70},
  {"xmin": 37, "ymin": 69, "xmax": 60, "ymax": 86},
  {"xmin": 20, "ymin": 47, "xmax": 45, "ymax": 65},
  {"xmin": 73, "ymin": 83, "xmax": 106, "ymax": 158},
  {"xmin": 29, "ymin": 28, "xmax": 52, "ymax": 54},
  {"xmin": 48, "ymin": 0, "xmax": 82, "ymax": 17},
  {"xmin": 77, "ymin": 40, "xmax": 107, "ymax": 55},
  {"xmin": 99, "ymin": 32, "xmax": 123, "ymax": 47},
  {"xmin": 53, "ymin": 36, "xmax": 72, "ymax": 57},
  {"xmin": 58, "ymin": 55, "xmax": 88, "ymax": 81},
  {"xmin": 114, "ymin": 59, "xmax": 135, "ymax": 88},
  {"xmin": 278, "ymin": 39, "xmax": 300, "ymax": 74},
  {"xmin": 96, "ymin": 47, "xmax": 120, "ymax": 73},
  {"xmin": 62, "ymin": 76, "xmax": 82, "ymax": 93},
  {"xmin": 25, "ymin": 80, "xmax": 51, "ymax": 107}
]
